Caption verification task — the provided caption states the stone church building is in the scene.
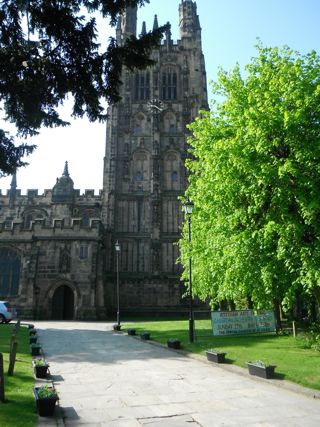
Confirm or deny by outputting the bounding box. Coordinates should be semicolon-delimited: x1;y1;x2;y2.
0;1;208;320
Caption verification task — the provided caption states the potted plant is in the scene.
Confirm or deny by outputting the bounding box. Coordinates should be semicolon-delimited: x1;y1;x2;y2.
34;385;59;417
127;328;136;336
113;324;121;331
206;349;227;363
29;329;37;336
32;358;50;379
140;331;151;340
167;338;181;349
30;343;41;356
247;361;277;379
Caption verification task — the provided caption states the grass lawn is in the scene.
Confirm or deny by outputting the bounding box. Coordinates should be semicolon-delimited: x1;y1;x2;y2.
125;319;320;391
0;323;36;427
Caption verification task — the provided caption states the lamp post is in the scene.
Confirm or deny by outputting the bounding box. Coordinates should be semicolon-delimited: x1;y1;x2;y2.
183;198;194;343
115;240;121;329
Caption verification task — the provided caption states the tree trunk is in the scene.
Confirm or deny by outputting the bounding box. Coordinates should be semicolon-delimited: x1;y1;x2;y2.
313;287;320;321
247;296;253;309
228;300;236;311
273;299;281;332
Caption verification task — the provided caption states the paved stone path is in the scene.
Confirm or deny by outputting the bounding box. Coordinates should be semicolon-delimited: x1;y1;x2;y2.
34;321;320;427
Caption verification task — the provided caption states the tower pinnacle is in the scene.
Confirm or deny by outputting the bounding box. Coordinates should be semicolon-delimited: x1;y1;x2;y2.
153;14;159;30
63;161;70;177
121;6;137;37
141;21;147;35
9;172;17;207
179;0;201;39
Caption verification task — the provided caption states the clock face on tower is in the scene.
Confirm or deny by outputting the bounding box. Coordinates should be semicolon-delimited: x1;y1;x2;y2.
147;98;165;113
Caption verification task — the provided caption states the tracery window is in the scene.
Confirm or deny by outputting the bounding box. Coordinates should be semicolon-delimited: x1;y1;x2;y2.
164;112;177;133
133;113;148;136
161;68;177;100
164;152;180;190
132;151;150;192
135;72;150;100
0;248;20;296
79;245;89;260
172;171;178;182
22;209;46;228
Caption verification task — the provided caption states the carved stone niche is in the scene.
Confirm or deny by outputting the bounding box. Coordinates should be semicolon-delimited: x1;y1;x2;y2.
153;140;160;155
153;159;160;180
59;245;71;273
122;160;129;177
152;202;160;223
151;241;161;272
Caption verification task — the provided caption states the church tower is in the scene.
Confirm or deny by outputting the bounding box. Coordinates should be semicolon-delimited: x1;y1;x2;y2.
102;1;208;313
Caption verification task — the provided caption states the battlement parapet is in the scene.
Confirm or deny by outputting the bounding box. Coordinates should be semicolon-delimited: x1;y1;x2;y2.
0;188;103;208
160;42;179;50
0;188;102;197
74;189;103;201
0;217;102;235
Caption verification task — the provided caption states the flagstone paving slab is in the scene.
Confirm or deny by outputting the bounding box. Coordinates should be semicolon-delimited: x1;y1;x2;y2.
35;321;320;427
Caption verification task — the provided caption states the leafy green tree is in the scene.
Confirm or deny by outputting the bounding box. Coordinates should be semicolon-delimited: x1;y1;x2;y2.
180;44;320;322
0;0;166;176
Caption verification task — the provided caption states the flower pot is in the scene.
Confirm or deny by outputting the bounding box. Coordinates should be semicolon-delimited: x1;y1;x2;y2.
30;345;41;356
247;362;276;379
206;351;226;363
167;339;181;349
140;331;150;340
127;328;136;336
34;387;58;417
32;360;49;379
30;336;38;344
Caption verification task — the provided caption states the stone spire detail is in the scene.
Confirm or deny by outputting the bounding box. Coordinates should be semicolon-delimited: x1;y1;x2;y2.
121;6;137;37
141;21;146;35
165;22;172;47
116;17;121;43
63;161;70;177
179;0;201;39
52;162;74;203
9;172;17;207
153;14;159;30
10;173;17;191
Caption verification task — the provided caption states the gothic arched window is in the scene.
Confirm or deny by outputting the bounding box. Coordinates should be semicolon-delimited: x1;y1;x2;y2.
164;152;180;190
135;72;150;100
0;248;21;296
161;67;178;100
135;171;143;182
171;171;178;182
132;151;150;192
22;209;46;228
80;209;99;227
133;113;148;136
164;112;177;134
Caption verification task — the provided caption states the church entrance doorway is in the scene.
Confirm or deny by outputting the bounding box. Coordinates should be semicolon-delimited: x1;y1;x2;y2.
52;285;74;320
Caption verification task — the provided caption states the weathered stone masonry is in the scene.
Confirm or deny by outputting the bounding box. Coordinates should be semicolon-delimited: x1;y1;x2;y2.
0;1;208;319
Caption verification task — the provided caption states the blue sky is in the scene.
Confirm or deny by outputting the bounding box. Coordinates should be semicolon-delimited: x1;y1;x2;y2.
1;0;319;193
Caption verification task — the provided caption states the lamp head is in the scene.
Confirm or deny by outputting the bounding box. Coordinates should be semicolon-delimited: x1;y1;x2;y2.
183;198;194;216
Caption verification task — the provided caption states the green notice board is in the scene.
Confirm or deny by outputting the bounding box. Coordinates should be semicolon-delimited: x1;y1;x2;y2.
211;310;276;336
